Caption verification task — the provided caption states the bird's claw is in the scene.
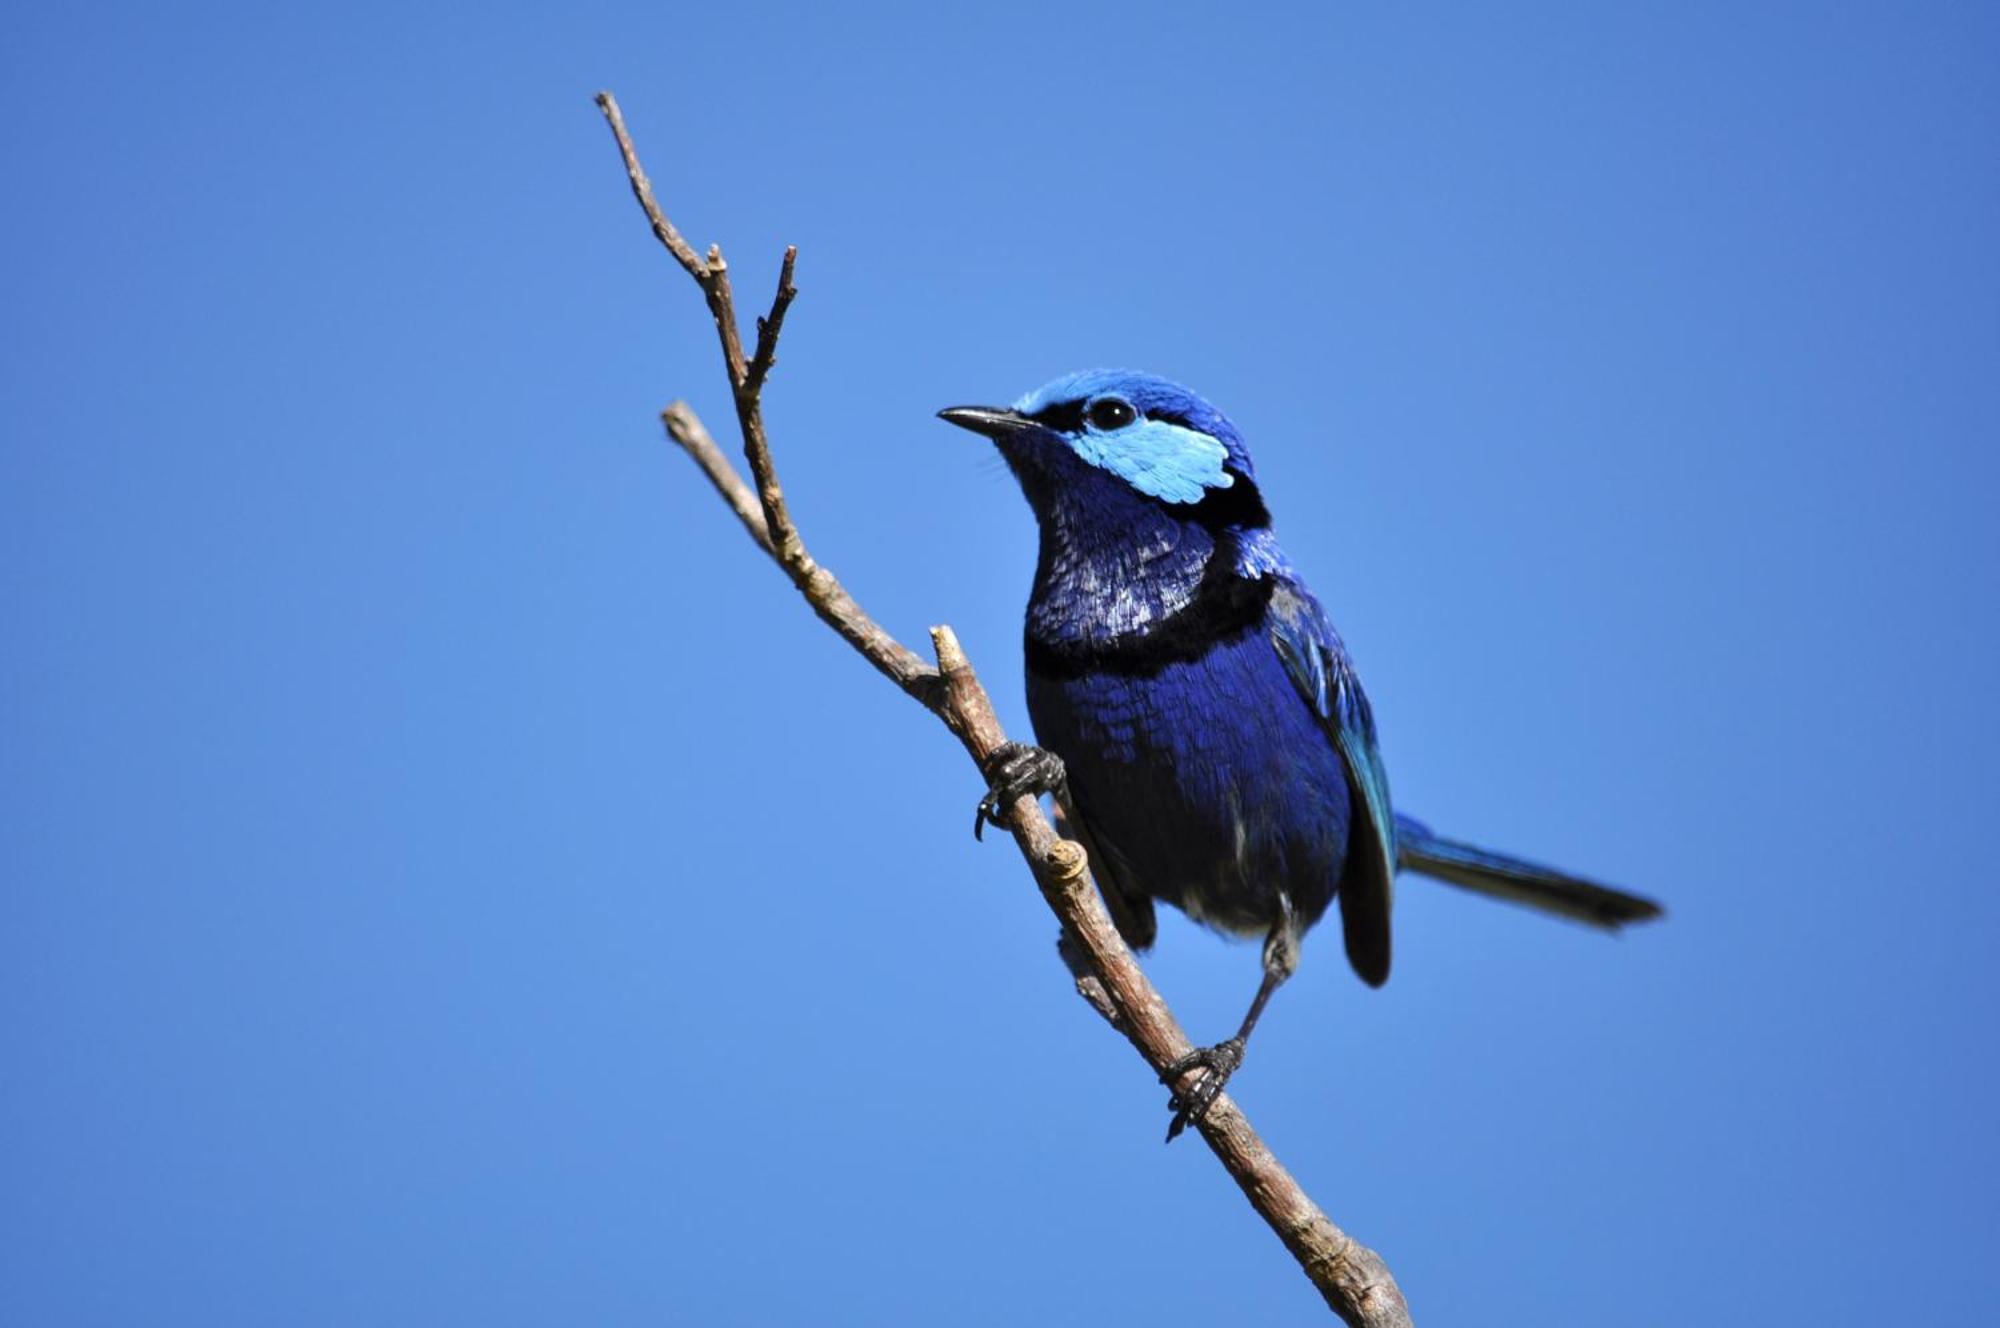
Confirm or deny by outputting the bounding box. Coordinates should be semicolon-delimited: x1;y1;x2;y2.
973;742;1067;840
1162;1037;1245;1142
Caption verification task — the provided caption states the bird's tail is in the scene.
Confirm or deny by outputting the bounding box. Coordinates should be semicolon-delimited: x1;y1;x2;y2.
1393;814;1663;929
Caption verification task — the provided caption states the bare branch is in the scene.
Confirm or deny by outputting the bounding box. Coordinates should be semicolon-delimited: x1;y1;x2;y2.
594;92;707;281
600;92;934;701
745;246;798;396
660;403;772;555
703;244;751;390
599;90;1413;1327
711;245;803;569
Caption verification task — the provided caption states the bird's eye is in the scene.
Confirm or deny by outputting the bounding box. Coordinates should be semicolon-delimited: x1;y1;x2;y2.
1087;398;1137;431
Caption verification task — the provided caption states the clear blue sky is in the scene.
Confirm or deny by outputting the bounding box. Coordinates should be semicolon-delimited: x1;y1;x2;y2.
5;3;1996;1323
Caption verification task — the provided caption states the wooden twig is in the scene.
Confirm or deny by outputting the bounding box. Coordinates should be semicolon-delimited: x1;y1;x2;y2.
595;91;708;280
596;90;1413;1327
660;402;772;555
744;246;797;396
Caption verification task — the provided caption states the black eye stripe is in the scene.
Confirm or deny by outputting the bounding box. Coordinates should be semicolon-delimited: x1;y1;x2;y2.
1026;397;1162;433
1027;398;1209;432
1026;400;1088;432
1182;465;1271;529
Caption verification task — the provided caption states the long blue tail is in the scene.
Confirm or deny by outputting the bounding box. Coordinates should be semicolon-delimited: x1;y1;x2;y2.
1394;814;1663;929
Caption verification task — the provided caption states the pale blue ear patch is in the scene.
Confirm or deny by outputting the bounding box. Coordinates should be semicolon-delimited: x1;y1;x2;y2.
1068;417;1234;505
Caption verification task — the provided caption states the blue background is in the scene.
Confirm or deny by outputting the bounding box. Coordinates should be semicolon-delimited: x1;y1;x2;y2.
5;3;1996;1323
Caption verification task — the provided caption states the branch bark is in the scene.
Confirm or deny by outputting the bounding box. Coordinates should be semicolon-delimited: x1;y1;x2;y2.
596;90;1413;1327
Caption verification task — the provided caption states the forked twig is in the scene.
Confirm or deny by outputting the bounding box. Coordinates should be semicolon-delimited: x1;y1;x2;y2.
595;90;1413;1327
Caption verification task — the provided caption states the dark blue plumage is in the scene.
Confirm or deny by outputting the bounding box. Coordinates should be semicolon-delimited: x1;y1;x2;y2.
940;370;1660;1131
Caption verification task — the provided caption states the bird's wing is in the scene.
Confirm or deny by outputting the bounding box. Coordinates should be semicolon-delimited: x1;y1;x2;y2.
1267;581;1396;984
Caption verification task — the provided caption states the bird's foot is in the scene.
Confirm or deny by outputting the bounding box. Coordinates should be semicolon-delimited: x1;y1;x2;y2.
973;742;1066;840
1162;1037;1245;1143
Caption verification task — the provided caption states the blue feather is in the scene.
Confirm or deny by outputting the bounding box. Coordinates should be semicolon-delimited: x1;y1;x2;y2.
940;369;1662;999
1393;815;1662;929
1268;581;1396;983
1066;416;1234;504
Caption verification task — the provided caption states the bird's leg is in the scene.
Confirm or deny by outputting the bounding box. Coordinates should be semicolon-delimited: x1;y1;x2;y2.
973;741;1068;840
1163;893;1300;1142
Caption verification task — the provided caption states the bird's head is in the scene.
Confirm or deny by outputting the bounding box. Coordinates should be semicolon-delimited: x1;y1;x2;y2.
938;369;1269;535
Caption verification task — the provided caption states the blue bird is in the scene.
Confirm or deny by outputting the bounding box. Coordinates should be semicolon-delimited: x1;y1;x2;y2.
939;369;1661;1138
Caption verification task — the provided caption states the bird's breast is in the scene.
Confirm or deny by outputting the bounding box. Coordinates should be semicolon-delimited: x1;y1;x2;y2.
1026;537;1276;682
1026;624;1353;937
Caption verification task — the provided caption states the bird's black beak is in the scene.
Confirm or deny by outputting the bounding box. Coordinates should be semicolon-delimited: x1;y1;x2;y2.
937;405;1038;441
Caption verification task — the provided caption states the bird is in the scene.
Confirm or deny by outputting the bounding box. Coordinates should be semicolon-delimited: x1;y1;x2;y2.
938;369;1662;1139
